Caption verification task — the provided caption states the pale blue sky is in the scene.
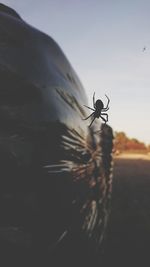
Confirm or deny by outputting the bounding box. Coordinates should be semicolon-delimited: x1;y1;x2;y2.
2;0;150;144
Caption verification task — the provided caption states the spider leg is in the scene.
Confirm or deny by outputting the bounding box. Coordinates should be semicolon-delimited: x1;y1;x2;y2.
83;105;95;111
100;116;107;124
102;107;109;112
82;112;94;120
104;94;110;110
100;113;108;124
101;113;108;121
89;116;96;127
93;92;96;108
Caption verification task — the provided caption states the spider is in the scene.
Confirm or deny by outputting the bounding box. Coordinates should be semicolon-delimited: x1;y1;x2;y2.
83;92;110;127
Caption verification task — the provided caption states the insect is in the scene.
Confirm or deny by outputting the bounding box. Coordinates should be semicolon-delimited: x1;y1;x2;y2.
83;92;110;127
143;46;146;52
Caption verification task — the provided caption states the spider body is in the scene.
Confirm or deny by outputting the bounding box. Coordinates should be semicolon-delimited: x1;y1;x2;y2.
83;93;110;127
95;100;104;117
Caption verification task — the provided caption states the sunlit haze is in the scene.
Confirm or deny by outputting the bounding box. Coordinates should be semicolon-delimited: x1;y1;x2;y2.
2;0;150;144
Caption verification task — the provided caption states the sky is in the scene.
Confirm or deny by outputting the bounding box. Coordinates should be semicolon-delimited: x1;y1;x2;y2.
1;0;150;144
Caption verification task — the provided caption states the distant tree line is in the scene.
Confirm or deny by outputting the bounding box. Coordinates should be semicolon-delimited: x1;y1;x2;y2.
114;131;149;153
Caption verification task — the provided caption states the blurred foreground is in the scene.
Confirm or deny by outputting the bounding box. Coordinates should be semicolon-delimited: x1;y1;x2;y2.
101;154;150;267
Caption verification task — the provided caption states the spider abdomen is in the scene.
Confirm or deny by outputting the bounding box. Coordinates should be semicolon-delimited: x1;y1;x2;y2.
95;99;104;109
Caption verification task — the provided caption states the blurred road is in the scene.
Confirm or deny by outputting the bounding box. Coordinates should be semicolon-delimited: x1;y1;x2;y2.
101;156;150;267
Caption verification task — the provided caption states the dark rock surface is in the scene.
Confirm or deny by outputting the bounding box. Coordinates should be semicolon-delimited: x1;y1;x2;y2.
0;4;114;266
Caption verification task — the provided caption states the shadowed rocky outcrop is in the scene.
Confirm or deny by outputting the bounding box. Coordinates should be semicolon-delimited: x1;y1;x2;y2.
0;4;114;266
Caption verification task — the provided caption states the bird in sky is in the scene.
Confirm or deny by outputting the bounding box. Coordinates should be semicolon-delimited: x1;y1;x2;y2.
143;46;146;52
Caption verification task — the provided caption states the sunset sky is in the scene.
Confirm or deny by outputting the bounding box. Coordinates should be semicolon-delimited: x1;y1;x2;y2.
2;0;150;144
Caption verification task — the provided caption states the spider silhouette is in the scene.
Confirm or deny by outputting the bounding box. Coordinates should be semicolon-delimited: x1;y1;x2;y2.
83;92;110;127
